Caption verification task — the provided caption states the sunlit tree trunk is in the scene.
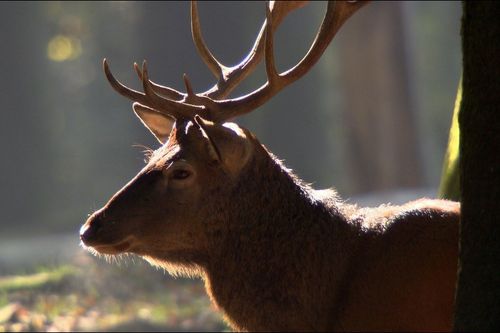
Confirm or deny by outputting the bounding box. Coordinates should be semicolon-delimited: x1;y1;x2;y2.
438;77;461;201
454;1;500;330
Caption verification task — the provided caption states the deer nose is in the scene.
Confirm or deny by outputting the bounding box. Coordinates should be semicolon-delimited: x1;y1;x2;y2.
80;212;103;245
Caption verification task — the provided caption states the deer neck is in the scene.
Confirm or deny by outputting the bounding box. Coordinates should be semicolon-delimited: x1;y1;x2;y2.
202;148;360;331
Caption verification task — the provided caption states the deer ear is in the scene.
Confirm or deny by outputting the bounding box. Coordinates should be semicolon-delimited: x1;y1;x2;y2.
194;115;253;175
132;103;174;144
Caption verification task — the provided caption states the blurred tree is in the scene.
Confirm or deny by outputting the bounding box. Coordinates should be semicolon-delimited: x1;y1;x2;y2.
0;2;50;234
40;2;145;232
454;1;500;330
412;1;462;188
336;1;422;194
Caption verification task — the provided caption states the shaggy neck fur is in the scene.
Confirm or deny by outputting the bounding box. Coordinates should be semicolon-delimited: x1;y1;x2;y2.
201;147;361;331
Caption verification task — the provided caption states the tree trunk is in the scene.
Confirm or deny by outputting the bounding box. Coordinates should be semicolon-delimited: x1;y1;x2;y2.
337;1;423;194
454;1;500;330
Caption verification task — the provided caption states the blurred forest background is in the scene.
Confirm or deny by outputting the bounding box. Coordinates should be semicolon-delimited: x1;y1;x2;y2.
0;1;461;331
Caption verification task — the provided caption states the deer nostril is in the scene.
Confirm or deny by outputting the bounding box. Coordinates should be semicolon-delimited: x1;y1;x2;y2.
80;214;103;244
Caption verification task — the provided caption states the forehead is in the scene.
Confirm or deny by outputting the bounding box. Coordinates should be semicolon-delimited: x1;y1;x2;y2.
144;119;199;168
147;144;180;169
146;119;249;168
146;120;188;168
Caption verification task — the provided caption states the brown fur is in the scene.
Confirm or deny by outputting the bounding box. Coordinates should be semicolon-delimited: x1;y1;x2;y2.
80;119;459;331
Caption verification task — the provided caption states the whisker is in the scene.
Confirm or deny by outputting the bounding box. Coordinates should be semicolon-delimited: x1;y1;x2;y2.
132;143;155;163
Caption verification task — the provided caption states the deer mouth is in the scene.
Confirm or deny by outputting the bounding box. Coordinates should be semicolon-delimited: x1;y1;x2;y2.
80;222;136;255
92;238;134;255
81;236;138;255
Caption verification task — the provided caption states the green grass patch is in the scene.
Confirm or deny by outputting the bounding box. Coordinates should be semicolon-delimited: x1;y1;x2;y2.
0;265;77;292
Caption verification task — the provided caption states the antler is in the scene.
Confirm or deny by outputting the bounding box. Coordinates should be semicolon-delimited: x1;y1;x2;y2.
131;1;308;101
104;1;369;122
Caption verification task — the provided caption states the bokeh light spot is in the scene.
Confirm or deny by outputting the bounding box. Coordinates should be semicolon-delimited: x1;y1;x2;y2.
47;35;82;62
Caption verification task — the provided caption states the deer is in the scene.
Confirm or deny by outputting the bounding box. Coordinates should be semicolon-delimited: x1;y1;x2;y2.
79;1;460;331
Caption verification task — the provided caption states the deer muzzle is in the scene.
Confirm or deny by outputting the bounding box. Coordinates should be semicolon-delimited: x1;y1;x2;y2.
80;209;135;255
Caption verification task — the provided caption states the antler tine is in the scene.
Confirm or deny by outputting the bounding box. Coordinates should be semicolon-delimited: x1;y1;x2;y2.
279;1;369;82
183;73;195;98
104;59;151;105
210;1;369;122
104;59;204;119
133;62;186;101
191;1;226;80
140;61;206;119
202;14;267;100
264;3;279;86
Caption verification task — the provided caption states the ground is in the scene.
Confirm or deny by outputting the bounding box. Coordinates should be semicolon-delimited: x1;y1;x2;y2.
0;251;228;332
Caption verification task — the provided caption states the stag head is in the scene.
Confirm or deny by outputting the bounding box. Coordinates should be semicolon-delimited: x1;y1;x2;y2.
80;116;255;273
80;1;368;271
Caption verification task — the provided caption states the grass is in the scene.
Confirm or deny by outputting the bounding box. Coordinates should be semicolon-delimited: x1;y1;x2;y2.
0;266;77;292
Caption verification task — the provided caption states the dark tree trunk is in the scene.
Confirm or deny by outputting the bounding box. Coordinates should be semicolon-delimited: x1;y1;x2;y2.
454;1;500;331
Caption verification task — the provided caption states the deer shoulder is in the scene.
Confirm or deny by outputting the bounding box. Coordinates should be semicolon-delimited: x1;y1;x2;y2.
331;198;459;331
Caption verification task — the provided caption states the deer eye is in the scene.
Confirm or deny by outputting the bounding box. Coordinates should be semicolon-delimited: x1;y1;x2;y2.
171;169;191;180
